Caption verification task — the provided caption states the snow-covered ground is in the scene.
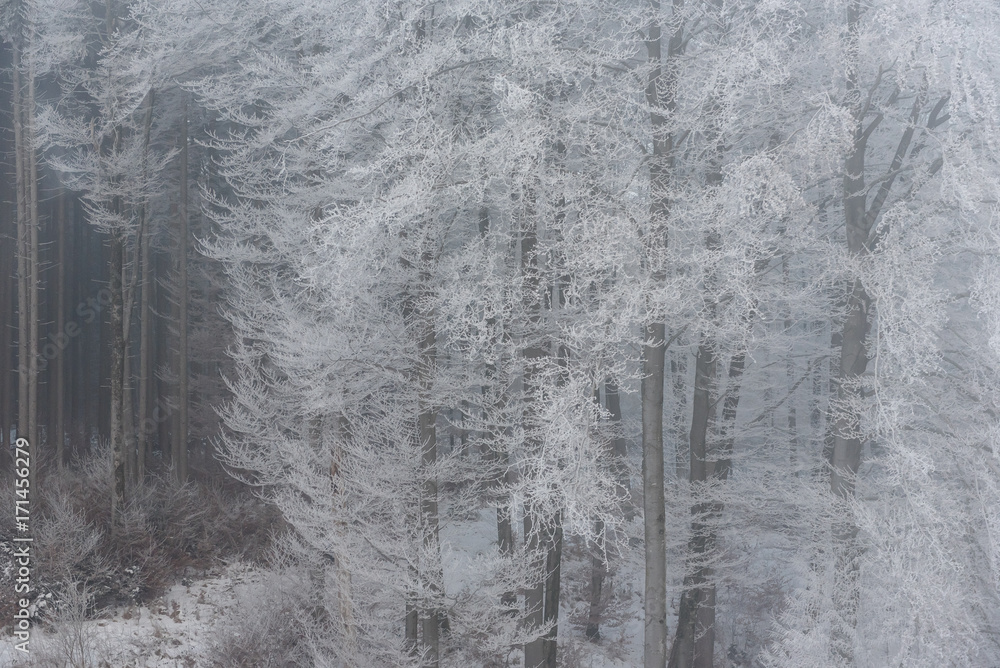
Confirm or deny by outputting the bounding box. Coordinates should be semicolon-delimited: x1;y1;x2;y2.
3;509;646;666
1;563;264;667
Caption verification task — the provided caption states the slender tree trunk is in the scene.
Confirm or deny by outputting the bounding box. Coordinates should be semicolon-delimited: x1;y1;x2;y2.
541;511;563;667
586;515;606;642
671;353;688;480
137;215;151;478
109;233;126;521
306;416;327;621
484;375;516;617
55;194;66;471
405;592;419;658
783;257;799;473
136;89;154;480
122;265;136;487
13;40;28;455
331;412;359;656
26;66;39;472
0;218;11;454
175;99;190;484
520;208;564;668
586;383;619;641
606;379;631;519
418;295;444;667
98;238;111;444
830;2;868;660
478;208;517;615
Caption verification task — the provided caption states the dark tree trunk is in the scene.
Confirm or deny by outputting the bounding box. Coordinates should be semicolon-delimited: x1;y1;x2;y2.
55;193;66;470
174;99;189;484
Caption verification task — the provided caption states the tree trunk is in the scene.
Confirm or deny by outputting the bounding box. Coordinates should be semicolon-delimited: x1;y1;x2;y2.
587;375;631;640
606;379;632;519
783;257;799;473
13;40;28;455
26;65;39;476
405;596;419;658
0;213;11;455
418;303;444;667
642;1;684;664
122;267;136;487
671;353;688;480
175;99;189;484
331;412;359;656
14;47;41;500
641;318;668;667
668;338;717;668
109;233;126;521
136;89;154;480
586;515;606;642
541;511;563;667
830;2;868;660
477;208;517;615
521;210;556;668
55;193;66;471
137;211;151;478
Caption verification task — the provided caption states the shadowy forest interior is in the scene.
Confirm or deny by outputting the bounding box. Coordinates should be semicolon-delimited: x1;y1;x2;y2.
2;1;1000;667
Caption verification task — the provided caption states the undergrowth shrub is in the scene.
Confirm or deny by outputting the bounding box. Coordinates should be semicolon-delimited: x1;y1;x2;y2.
22;581;102;668
207;563;313;668
2;443;286;629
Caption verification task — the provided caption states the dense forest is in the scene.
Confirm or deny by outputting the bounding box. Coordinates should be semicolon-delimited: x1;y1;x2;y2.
2;0;1000;666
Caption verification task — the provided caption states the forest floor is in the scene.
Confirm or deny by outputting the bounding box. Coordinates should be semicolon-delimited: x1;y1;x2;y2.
1;562;265;667
2;508;644;667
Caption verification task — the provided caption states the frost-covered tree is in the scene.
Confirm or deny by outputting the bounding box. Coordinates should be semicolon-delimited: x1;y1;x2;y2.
757;1;1000;666
192;0;646;664
36;0;176;514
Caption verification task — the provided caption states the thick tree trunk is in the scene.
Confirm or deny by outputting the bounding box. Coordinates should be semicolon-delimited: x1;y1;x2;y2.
643;2;684;664
668;339;717;668
641;319;668;667
519;199;564;668
642;15;668;668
